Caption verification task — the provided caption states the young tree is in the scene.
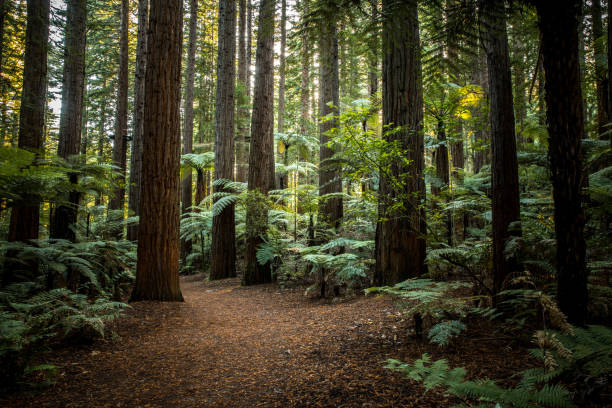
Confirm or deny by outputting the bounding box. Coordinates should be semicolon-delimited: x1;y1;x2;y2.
374;0;426;285
243;0;275;286
318;4;343;229
209;0;237;280
130;0;184;301
479;0;522;298
4;0;49;286
50;0;87;242
127;0;149;242
534;0;588;326
108;0;129;223
181;0;198;260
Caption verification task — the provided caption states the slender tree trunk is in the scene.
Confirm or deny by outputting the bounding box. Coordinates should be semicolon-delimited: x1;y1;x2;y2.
592;0;609;139
181;0;198;262
246;0;253;99
210;0;237;280
374;0;426;285
535;0;588;326
0;0;6;75
4;0;49;286
608;0;612;147
318;16;342;229
473;40;490;174
81;85;88;155
236;0;249;182
300;0;310;135
368;0;378;97
50;0;86;244
109;0;129;225
277;0;286;133
127;0;149;241
480;0;522;298
130;0;184;302
95;86;107;207
244;0;274;285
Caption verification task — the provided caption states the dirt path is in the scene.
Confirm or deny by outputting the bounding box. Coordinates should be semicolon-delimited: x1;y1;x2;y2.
2;276;529;407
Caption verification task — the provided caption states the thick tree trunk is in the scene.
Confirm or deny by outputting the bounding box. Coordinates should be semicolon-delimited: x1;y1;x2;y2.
127;0;149;242
236;0;249;183
277;0;286;133
130;0;184;302
4;0;49;286
244;0;275;285
374;0;426;285
50;0;86;243
210;0;237;280
592;0;609;139
535;0;588;326
480;0;522;298
181;0;198;262
318;17;342;229
109;0;129;225
608;0;612;147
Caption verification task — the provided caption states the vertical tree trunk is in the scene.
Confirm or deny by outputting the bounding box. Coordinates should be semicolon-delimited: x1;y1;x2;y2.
0;0;5;74
130;0;184;302
246;0;253;99
210;0;237;280
277;0;286;133
127;0;149;242
472;40;490;174
236;0;249;183
299;0;310;135
95;85;107;207
592;0;609;139
368;0;378;97
535;0;588;326
4;0;49;286
181;0;198;262
374;0;426;285
318;15;342;229
109;0;129;223
479;0;522;298
50;0;87;243
244;0;275;285
608;0;612;147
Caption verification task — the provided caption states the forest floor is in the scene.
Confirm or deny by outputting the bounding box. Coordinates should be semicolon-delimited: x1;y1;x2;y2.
2;275;534;407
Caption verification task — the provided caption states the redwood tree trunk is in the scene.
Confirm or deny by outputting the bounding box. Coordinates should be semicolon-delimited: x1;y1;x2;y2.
210;0;237;280
130;0;184;302
109;0;129;223
4;0;49;286
535;0;588;326
318;15;342;229
127;0;149;242
50;0;86;243
480;0;522;298
277;0;286;134
300;0;310;135
236;0;249;183
244;0;275;285
591;0;608;139
374;0;426;285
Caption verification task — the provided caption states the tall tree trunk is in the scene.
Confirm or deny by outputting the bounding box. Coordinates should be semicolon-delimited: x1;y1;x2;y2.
127;0;149;242
535;0;588;326
95;84;107;207
244;0;274;285
592;0;609;139
299;0;310;135
608;0;612;147
181;0;198;262
4;0;49;286
479;0;522;298
210;0;237;280
109;0;129;225
236;0;249;182
130;0;184;302
50;0;86;243
374;0;426;285
277;0;286;133
246;0;252;99
0;0;5;75
318;15;342;229
473;40;490;174
368;0;378;97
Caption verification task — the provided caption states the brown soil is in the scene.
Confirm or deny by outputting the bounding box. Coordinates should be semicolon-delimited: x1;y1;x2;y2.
1;275;531;407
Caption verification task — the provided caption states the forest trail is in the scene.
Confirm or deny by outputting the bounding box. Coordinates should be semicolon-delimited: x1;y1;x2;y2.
3;276;527;407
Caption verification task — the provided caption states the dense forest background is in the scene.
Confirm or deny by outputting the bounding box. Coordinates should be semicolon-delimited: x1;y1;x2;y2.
0;0;611;406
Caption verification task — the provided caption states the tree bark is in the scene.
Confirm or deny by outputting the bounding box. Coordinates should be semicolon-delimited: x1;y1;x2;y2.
472;41;489;174
277;0;286;133
210;0;237;280
244;0;275;285
130;0;184;302
374;0;426;285
4;0;49;286
592;0;609;139
127;0;149;242
368;0;378;97
50;0;87;243
535;0;588;326
318;14;342;229
300;0;310;135
181;0;198;262
479;0;522;298
109;0;129;224
246;0;253;99
236;0;249;183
